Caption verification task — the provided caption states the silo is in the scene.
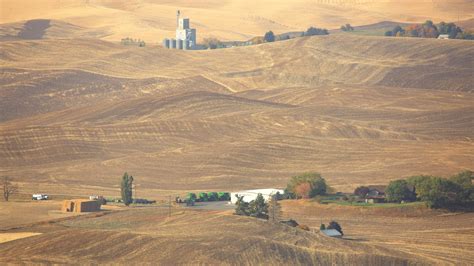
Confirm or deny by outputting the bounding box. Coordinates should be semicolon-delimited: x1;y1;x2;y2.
170;39;177;49
177;39;183;50
163;38;170;48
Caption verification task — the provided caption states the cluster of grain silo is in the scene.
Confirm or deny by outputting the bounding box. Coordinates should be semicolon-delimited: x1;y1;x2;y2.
163;38;192;50
163;10;197;50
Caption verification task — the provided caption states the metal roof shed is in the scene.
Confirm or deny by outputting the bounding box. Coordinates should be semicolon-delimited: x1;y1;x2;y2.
321;229;343;238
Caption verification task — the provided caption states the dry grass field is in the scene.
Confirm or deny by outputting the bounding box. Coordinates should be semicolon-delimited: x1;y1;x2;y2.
1;35;473;195
1;0;473;41
281;200;474;265
0;0;473;264
0;207;424;264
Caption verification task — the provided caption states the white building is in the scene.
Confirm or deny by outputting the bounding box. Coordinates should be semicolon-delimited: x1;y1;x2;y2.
321;229;343;238
163;10;197;50
438;34;450;40
230;188;284;204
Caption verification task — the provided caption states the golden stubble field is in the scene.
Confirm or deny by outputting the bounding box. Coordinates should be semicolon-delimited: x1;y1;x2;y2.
0;205;430;264
1;0;473;41
0;201;472;264
1;35;473;196
0;2;473;264
281;200;474;265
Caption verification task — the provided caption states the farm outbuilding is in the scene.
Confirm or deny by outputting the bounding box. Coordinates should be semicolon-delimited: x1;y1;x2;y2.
61;199;101;213
230;188;284;204
321;229;343;238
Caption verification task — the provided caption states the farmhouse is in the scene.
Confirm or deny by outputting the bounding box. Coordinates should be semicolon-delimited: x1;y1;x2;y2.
61;199;101;213
365;186;386;203
321;229;343;238
230;188;284;204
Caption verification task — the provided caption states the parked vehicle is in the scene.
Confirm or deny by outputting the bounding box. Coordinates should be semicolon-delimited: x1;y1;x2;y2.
32;194;49;200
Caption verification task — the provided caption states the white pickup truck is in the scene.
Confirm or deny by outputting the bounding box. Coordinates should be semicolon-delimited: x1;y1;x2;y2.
32;194;49;200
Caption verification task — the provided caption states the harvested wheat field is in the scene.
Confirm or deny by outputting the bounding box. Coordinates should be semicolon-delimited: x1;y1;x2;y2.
0;207;425;264
281;200;474;265
1;0;473;41
1;0;474;264
1;35;473;195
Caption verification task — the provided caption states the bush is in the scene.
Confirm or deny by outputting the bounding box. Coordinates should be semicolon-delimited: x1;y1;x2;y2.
305;27;329;36
286;172;327;199
203;38;225;49
327;221;343;235
264;31;275;42
340;24;354;32
320;223;326;230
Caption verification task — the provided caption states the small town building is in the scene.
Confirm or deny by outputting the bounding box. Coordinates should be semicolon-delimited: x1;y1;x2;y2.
365;185;386;203
230;188;284;204
61;199;101;213
438;34;450;39
321;229;343;238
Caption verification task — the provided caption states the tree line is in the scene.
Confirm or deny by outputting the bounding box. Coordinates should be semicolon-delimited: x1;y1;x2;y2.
385;171;473;210
385;21;473;40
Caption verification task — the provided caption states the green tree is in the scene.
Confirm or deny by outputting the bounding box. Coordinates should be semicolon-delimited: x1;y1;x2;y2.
450;170;473;204
341;24;354;32
249;193;269;219
264;31;275;42
407;175;435;200
386;179;414;203
121;172;134;206
320;223;326;230
305;27;329;36
422;177;462;209
203;38;224;49
286;172;327;199
327;221;343;235
391;25;405;37
234;195;250;216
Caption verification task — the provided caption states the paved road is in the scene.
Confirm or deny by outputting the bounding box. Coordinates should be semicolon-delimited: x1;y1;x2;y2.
184;201;235;211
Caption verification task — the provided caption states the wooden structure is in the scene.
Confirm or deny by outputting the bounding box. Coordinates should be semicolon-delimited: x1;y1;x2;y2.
61;199;101;213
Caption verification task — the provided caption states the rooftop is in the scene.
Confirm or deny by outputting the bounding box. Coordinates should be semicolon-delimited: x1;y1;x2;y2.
321;229;342;237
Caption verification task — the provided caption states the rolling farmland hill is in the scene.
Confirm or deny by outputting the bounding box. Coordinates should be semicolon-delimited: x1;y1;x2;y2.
0;207;422;264
0;35;473;195
0;1;473;264
1;0;473;42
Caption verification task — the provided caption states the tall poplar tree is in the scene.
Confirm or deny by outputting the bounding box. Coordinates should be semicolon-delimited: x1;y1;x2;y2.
121;172;134;206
